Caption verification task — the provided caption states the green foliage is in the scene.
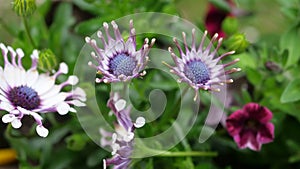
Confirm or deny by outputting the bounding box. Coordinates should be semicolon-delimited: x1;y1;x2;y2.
280;79;300;103
1;0;300;169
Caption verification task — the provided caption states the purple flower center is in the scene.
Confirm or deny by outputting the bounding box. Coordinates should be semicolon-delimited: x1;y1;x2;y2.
184;60;210;84
8;85;41;110
109;53;137;76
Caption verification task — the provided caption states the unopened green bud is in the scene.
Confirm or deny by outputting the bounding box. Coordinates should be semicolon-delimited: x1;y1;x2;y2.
222;17;239;36
13;0;37;16
38;49;58;72
224;33;249;53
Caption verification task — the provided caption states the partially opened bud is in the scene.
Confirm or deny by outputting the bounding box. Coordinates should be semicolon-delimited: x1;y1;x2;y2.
38;49;58;72
225;33;249;53
13;0;37;16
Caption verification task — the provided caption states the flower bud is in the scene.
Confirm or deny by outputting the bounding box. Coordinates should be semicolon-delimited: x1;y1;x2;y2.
38;49;58;72
13;0;37;16
222;17;239;36
224;33;249;53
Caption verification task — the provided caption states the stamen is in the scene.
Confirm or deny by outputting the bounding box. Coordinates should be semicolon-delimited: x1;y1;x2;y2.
198;30;208;52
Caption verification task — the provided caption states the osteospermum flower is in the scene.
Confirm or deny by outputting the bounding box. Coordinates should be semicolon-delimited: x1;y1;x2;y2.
86;20;155;83
100;92;145;169
226;103;275;151
0;44;86;137
165;29;240;100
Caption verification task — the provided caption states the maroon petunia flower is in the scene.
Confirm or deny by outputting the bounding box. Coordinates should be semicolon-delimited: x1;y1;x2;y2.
205;0;245;38
226;103;274;151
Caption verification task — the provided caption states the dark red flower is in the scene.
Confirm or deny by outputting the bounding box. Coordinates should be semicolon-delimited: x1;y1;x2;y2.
226;103;274;151
204;0;238;38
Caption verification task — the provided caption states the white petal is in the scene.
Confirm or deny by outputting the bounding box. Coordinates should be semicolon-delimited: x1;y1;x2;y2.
16;106;32;115
56;102;70;115
69;107;77;113
103;159;107;169
67;75;79;85
11;119;22;129
68;100;86;107
3;65;17;87
111;143;120;155
72;87;86;101
28;111;43;122
17;68;27;86
115;99;126;112
2;114;15;123
36;125;49;137
26;69;39;87
32;74;55;95
114;41;125;53
134;116;146;128
41;93;67;108
0;91;9;101
0;101;14;112
123;131;134;142
40;85;61;100
59;62;68;74
125;38;136;54
0;73;9;91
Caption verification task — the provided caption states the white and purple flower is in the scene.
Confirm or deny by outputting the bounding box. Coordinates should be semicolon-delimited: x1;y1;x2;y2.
0;44;86;137
100;92;145;169
86;20;155;83
165;29;240;100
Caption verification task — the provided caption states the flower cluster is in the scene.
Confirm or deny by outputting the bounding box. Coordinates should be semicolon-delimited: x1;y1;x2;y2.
86;20;155;83
165;29;240;100
226;103;274;151
0;44;86;137
100;92;145;169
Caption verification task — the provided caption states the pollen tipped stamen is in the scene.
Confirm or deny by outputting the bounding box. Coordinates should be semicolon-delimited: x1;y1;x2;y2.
182;32;189;52
150;38;156;48
111;21;122;41
103;22;112;42
223;58;240;68
191;28;196;50
205;33;219;53
173;37;184;55
97;31;108;47
211;38;223;56
198;30;208;52
162;61;173;69
217;51;236;61
225;68;241;74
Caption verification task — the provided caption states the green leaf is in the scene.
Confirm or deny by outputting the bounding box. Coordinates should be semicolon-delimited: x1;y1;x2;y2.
209;0;231;12
245;68;262;85
280;78;300;103
74;18;102;35
280;24;300;68
65;133;89;151
231;52;257;69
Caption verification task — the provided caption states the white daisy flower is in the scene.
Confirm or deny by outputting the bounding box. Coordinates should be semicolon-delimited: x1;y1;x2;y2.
0;43;86;137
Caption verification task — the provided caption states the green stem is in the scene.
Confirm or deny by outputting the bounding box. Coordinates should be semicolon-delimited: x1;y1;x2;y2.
0;18;17;37
4;124;13;140
135;141;217;158
160;86;189;124
22;16;36;48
